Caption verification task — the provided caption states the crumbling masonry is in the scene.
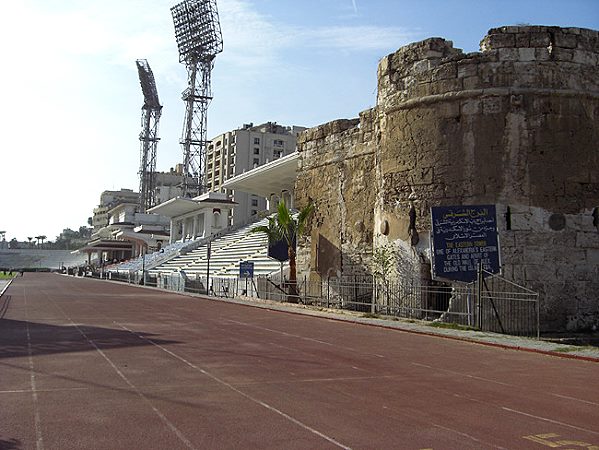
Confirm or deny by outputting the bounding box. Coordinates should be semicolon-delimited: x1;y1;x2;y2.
294;26;599;332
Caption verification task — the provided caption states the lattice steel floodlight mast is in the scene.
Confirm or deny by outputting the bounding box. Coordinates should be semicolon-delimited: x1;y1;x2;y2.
171;0;223;197
136;59;163;212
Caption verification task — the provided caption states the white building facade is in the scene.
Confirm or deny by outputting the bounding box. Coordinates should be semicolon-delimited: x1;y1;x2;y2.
205;122;306;225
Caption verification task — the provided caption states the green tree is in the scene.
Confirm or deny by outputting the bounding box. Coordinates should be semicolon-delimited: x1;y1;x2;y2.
371;243;398;307
250;200;314;302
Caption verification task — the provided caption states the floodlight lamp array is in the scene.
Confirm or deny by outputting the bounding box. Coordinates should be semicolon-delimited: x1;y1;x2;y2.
171;0;223;63
136;59;161;109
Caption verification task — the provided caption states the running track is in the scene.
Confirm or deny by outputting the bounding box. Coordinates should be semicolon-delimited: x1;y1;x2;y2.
0;273;597;449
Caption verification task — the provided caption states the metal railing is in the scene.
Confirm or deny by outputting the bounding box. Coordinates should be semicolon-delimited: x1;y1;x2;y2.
103;268;539;338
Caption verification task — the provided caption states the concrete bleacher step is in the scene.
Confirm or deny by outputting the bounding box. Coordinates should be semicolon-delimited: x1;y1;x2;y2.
148;215;289;279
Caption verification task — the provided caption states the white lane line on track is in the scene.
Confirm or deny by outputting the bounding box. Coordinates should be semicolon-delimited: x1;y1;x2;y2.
0;387;90;394
501;406;599;435
233;374;401;387
118;323;353;450
42;291;197;450
411;362;512;387
24;288;44;450
550;393;599;407
226;318;365;354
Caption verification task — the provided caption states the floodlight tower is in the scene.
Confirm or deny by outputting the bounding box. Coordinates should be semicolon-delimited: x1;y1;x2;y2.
136;59;163;212
171;0;223;197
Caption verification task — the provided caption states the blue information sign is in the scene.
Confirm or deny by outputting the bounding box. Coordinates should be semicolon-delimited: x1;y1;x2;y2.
239;261;254;279
431;205;501;283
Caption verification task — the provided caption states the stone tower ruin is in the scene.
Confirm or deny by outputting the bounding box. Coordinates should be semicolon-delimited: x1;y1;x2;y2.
295;26;599;332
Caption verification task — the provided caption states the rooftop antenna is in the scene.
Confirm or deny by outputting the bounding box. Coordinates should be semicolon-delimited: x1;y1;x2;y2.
136;59;162;212
171;0;223;197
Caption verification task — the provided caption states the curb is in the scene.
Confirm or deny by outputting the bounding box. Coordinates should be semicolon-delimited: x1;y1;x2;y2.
0;278;13;298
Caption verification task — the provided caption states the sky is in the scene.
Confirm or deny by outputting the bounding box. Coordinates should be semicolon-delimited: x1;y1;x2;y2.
0;0;597;242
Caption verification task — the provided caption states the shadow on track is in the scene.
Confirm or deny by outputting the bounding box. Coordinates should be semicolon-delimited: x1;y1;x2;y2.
0;438;21;450
0;319;180;359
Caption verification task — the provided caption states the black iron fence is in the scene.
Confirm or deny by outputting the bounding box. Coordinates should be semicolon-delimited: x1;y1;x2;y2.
103;268;539;338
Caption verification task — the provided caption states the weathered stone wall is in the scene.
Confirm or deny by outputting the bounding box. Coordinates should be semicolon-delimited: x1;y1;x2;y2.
296;26;599;332
295;114;377;282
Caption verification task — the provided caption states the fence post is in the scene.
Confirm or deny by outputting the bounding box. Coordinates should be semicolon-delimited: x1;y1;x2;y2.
537;294;541;339
476;261;483;329
371;275;376;314
327;276;330;308
303;275;307;304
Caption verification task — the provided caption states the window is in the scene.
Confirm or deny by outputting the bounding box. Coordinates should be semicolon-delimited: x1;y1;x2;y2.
216;140;222;147
253;137;260;145
274;139;284;147
253;158;259;167
251;199;258;207
253;147;260;155
252;210;258;215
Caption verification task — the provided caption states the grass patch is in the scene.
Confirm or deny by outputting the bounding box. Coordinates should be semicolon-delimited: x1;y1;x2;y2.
361;313;380;319
551;345;596;353
0;273;16;280
428;322;479;332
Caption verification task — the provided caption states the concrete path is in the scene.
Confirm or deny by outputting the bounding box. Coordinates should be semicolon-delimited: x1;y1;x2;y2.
1;273;598;450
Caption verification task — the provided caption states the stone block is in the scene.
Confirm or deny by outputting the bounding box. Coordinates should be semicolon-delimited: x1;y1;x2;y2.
551;47;574;61
461;99;482;115
432;62;457;80
430;78;462;95
569;213;596;232
511;213;534;231
378;56;390;76
529;32;551;48
498;47;519;61
534;48;551;61
463;76;482;90
482;96;503;114
525;248;546;265
483;33;516;50
524;264;555;281
553;32;578;49
518;48;537;62
576;230;599;249
515;33;531;48
413;59;431;74
457;61;478;78
572;49;596;65
437;101;460;118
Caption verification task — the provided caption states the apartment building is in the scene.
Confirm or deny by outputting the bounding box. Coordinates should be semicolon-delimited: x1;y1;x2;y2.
205;122;306;224
92;188;140;231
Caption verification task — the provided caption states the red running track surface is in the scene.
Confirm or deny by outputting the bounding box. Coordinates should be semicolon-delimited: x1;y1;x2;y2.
0;273;597;449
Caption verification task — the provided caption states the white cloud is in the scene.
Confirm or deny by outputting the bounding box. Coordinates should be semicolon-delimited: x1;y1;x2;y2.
215;0;415;76
0;0;416;241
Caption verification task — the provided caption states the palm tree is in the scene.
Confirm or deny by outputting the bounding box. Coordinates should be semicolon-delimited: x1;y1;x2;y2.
27;237;33;247
250;200;314;302
39;235;46;249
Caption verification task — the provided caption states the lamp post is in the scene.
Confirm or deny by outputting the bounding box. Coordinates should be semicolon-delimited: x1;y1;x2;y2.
141;248;146;285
